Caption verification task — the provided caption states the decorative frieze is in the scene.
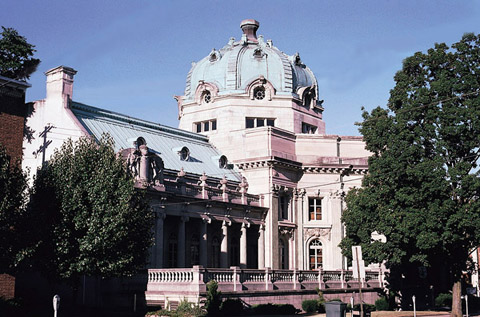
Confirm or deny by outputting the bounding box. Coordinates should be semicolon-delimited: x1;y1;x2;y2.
304;228;331;241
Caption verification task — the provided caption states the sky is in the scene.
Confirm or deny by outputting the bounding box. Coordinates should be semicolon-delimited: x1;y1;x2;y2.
2;0;480;136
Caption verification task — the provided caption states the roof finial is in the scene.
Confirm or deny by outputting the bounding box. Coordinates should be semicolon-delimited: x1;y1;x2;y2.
240;19;259;42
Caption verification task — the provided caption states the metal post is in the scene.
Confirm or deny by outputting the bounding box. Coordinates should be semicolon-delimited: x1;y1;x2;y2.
412;295;416;317
134;293;137;313
465;295;469;317
356;247;364;317
53;295;60;317
350;296;354;317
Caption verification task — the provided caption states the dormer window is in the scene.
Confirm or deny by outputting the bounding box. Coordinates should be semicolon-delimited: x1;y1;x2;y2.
179;147;190;161
219;155;228;169
253;86;265;100
136;137;146;148
203;91;211;103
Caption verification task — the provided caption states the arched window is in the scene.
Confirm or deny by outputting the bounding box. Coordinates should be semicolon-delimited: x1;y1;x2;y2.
168;233;178;268
190;234;200;266
309;239;323;270
211;236;220;268
279;239;288;269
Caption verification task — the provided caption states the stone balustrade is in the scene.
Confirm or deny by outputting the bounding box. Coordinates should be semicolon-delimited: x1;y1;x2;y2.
161;179;262;206
146;266;384;298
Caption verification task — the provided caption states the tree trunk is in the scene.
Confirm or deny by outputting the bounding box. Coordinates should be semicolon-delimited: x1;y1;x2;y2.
451;279;462;317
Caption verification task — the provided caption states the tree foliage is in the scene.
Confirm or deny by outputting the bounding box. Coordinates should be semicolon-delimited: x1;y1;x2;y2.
341;33;480;315
0;26;40;80
31;135;154;284
0;145;31;273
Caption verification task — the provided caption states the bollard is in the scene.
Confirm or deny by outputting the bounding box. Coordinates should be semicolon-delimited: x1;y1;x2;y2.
462;295;469;317
53;295;60;317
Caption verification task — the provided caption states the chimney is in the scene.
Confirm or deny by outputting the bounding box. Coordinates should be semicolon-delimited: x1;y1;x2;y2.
240;19;260;42
45;66;77;104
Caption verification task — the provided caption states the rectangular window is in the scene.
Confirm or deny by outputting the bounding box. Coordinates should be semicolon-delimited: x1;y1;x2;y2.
193;119;217;133
308;197;322;221
246;117;275;129
302;122;317;134
279;195;290;220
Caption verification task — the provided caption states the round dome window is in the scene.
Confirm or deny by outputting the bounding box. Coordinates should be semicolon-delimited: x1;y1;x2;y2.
253;86;265;100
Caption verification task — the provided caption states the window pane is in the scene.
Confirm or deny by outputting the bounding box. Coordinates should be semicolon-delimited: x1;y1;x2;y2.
267;119;275;127
204;121;209;131
246;118;254;128
211;120;217;130
257;118;265;127
196;123;202;133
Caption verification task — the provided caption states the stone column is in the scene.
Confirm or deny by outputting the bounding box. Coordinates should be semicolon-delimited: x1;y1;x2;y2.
155;210;166;268
178;216;188;268
200;219;208;267
240;223;248;268
258;224;265;269
220;220;229;268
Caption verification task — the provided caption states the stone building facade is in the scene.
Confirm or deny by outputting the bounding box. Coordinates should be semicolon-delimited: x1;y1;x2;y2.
22;20;382;307
176;19;370;271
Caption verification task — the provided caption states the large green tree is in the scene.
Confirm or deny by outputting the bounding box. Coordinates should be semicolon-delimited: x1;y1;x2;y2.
31;135;154;285
0;145;32;274
0;26;40;80
341;33;480;317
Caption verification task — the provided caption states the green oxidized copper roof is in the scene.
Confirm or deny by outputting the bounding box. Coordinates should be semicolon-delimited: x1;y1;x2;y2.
70;101;241;181
184;19;318;101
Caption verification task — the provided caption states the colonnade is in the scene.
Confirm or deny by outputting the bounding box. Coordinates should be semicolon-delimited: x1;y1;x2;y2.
153;208;265;269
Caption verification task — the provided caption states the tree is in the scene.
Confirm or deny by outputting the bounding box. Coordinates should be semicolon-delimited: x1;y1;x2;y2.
30;135;154;285
0;145;31;274
0;26;40;80
341;33;480;317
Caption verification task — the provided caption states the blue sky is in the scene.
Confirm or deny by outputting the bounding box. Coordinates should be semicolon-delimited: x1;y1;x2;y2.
2;0;479;136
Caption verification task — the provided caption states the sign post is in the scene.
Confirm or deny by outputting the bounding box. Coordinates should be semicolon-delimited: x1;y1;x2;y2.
352;246;365;317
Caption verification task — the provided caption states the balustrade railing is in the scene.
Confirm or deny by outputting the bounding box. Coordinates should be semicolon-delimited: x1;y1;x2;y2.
147;267;383;292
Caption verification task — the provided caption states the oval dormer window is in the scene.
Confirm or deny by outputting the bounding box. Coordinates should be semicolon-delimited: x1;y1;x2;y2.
219;155;228;169
136;137;146;147
254;86;265;100
179;146;190;161
203;90;211;103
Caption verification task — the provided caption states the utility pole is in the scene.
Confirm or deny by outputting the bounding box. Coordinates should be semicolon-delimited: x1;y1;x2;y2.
33;125;54;166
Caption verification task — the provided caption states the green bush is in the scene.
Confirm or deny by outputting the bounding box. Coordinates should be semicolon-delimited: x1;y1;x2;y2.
205;280;222;316
349;303;376;312
252;303;298;315
435;293;452;308
220;299;244;316
375;297;389;311
317;290;326;313
302;299;318;313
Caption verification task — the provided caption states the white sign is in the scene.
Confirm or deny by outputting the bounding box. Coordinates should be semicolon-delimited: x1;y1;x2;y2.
352;246;366;279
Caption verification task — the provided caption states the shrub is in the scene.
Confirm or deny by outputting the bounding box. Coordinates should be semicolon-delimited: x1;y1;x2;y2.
252;303;297;315
349;303;376;312
220;298;244;316
302;299;319;313
317;290;326;313
375;297;389;311
435;293;452;308
205;280;222;316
